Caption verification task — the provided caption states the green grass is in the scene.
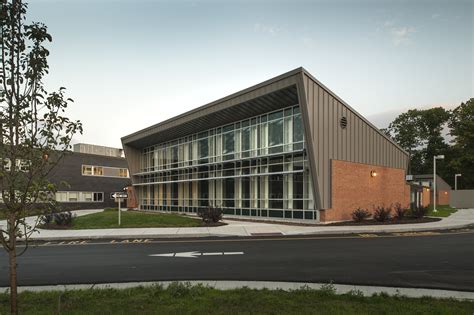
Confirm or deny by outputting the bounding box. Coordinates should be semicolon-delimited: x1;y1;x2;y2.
427;204;458;217
63;208;202;229
0;283;473;314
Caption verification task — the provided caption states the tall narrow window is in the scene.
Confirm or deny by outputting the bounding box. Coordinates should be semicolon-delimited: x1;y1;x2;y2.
223;131;234;160
268;118;283;154
293;112;304;150
198;137;209;161
241;126;250;158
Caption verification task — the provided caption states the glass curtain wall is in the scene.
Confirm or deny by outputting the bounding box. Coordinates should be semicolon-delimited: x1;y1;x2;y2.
135;105;316;220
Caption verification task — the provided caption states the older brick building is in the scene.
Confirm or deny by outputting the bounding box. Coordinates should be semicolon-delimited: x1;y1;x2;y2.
122;68;410;222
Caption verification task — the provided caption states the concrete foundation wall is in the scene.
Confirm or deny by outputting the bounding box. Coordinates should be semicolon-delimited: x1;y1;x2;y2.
320;159;410;222
450;190;474;208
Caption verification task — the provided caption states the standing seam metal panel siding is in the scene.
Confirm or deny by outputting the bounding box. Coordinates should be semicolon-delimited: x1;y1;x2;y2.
301;74;408;209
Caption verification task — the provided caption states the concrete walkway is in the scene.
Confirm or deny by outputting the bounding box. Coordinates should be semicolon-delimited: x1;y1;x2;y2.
1;208;472;241
2;280;472;301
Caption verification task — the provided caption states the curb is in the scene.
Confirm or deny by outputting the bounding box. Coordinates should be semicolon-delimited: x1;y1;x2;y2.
0;280;473;301
22;221;473;242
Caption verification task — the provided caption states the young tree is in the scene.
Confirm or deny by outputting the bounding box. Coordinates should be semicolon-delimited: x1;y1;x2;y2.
0;1;82;314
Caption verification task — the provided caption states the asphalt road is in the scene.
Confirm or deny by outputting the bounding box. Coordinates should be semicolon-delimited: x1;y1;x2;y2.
1;233;473;291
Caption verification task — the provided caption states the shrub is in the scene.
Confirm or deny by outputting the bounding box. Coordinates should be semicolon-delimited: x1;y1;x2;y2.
411;206;429;219
351;208;371;222
41;211;75;226
40;213;54;225
167;282;192;298
55;211;75;225
197;205;223;224
394;203;408;220
347;289;364;298
319;282;336;296
373;206;392;222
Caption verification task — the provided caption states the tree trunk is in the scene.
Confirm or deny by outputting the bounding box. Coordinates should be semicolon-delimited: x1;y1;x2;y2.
9;236;18;315
8;221;18;315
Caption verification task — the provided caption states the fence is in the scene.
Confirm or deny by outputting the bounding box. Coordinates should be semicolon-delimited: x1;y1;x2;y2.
450;190;474;208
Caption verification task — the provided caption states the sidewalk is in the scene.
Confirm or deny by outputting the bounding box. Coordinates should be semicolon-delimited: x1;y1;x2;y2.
1;209;473;241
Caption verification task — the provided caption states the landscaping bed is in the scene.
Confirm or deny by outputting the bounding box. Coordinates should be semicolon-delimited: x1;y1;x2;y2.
1;283;473;314
327;216;441;226
40;208;225;230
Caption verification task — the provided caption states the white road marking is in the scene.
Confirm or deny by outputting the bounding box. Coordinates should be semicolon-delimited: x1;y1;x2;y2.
149;251;245;258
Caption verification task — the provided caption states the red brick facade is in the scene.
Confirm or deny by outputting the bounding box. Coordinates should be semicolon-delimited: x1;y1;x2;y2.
437;190;450;205
421;188;430;207
126;186;138;209
319;159;410;222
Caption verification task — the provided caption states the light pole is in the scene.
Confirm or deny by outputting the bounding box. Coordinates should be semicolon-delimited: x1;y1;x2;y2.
433;155;445;213
455;174;462;190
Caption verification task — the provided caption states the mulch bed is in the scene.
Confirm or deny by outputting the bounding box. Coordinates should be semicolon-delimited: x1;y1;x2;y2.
223;216;441;227
327;217;441;226
38;224;73;230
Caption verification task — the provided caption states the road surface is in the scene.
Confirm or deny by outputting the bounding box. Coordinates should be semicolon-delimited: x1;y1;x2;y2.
0;232;473;291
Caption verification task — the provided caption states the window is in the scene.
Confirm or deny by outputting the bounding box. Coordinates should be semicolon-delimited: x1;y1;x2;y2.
223;131;234;154
68;192;78;202
268;118;283;153
93;192;104;202
83;165;128;178
83;192;93;202
54;191;104;203
93;166;103;176
119;168;129;177
198;138;209;159
136;104;315;219
17;159;30;172
55;192;68;202
241;126;250;157
82;165;93;175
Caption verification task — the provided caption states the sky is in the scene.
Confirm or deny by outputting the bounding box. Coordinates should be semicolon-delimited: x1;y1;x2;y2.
28;0;473;148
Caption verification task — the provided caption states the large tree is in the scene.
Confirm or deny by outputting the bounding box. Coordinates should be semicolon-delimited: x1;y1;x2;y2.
385;109;424;173
448;98;474;189
0;1;82;314
385;102;473;189
385;107;450;175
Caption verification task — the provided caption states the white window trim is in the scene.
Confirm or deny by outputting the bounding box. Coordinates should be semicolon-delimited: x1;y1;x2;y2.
55;191;105;203
81;164;129;178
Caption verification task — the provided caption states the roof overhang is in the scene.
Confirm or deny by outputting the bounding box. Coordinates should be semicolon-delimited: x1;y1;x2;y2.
122;68;302;149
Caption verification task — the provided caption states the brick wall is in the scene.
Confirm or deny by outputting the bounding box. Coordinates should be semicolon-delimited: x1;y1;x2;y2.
437;190;450;205
421;188;430;207
126;186;138;209
320;159;410;222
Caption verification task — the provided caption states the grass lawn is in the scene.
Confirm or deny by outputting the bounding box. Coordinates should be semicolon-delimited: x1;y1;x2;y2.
427;205;458;217
50;208;204;229
1;283;473;314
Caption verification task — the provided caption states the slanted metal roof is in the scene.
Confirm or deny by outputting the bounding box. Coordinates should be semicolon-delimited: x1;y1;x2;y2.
121;68;302;148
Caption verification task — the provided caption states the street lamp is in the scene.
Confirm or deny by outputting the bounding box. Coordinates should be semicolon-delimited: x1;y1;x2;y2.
455;174;462;190
433;155;444;213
